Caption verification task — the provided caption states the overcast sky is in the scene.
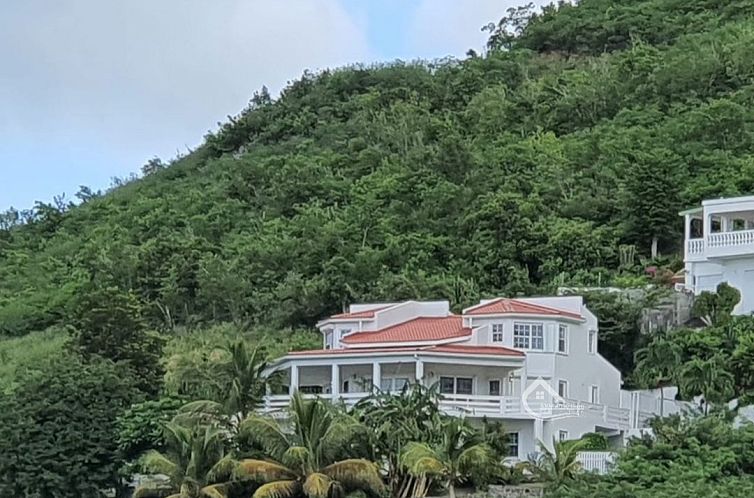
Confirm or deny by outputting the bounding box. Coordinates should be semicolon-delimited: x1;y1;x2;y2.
0;0;529;211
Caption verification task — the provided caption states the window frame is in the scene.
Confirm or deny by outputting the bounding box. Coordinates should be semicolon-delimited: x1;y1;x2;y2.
491;323;504;343
489;379;501;396
558;379;569;399
558;430;569;442
590;385;600;404
507;432;520;458
324;330;333;349
588;329;597;354
439;375;474;395
557;324;568;354
513;322;545;351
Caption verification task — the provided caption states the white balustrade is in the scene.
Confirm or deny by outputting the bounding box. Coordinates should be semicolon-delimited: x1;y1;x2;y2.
577;451;616;474
707;229;754;248
687;238;704;255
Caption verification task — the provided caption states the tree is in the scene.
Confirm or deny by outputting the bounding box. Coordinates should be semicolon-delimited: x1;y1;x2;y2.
400;418;493;498
137;421;236;498
0;355;136;498
117;396;187;465
527;439;586;487
69;285;165;394
633;336;682;416
678;356;734;414
692;283;741;327
235;393;384;498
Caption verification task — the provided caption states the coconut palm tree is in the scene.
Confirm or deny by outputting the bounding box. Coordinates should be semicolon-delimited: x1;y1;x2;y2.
235;393;384;498
174;340;271;427
136;421;236;498
527;438;586;486
679;356;734;414
399;418;493;498
634;336;682;416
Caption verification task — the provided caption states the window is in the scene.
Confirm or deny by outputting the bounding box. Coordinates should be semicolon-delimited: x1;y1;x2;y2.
590;385;599;404
558;380;568;398
507;432;519;458
299;385;323;394
440;376;473;395
489;379;501;396
492;323;504;342
513;322;544;350
558;324;568;353
381;377;410;392
324;330;333;349
342;380;349;393
588;330;597;354
340;328;352;337
558;430;569;442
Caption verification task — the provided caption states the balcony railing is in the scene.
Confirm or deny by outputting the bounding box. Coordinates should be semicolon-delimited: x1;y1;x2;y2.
577;451;616;474
687;238;705;256
708;229;754;248
686;229;754;260
262;393;632;429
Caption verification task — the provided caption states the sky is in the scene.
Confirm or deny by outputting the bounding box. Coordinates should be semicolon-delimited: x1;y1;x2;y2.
0;0;528;211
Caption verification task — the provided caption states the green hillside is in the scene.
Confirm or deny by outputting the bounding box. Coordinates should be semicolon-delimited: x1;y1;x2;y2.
2;0;754;339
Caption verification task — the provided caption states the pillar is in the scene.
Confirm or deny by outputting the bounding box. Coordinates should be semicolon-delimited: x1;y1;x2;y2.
519;363;528;398
415;359;424;384
372;362;381;392
534;419;544;449
331;364;340;398
684;214;691;260
290;364;299;394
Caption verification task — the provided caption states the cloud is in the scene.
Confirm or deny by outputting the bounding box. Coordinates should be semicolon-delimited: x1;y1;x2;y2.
406;0;544;59
0;0;371;208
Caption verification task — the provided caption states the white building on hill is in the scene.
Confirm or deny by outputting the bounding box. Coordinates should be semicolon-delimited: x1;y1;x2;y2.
680;195;754;314
262;297;682;459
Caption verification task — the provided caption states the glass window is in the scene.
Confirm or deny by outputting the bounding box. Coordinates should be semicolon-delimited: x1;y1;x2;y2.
489;379;501;396
299;385;323;394
342;380;349;393
513;322;544;350
456;377;473;395
394;378;409;391
558;380;568;398
440;376;455;394
590;385;599;404
558;324;568;353
507;432;519;458
492;323;504;342
324;330;333;349
588;330;597;353
559;430;569;442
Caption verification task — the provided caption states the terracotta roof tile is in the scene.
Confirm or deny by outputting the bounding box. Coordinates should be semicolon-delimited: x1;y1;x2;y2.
330;305;392;319
341;316;470;344
464;298;582;319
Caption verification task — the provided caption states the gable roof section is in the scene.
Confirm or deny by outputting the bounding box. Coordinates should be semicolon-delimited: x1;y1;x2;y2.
464;298;582;319
329;305;393;320
287;343;524;357
341;316;470;345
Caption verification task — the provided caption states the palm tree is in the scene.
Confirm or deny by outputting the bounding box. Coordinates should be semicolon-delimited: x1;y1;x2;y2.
175;340;271;427
527;438;585;486
634;337;682;416
400;418;493;498
235;393;384;498
679;356;734;414
136;421;236;498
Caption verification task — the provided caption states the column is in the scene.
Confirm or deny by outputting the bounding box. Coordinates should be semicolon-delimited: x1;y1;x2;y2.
721;215;729;233
534;419;544;449
415;359;424;384
372;362;381;392
684;214;691;260
290;364;299;394
331;364;340;398
519;363;528;399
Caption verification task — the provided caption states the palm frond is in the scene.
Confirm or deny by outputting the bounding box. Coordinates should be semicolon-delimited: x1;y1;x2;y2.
239;415;290;460
235;459;296;482
207;454;238;482
303;472;333;498
253;480;302;498
322;459;385;495
132;484;175;498
140;450;180;478
400;442;443;474
201;483;229;498
457;444;492;473
282;445;312;472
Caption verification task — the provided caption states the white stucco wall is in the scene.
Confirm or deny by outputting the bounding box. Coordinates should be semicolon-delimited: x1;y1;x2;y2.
687;258;754;314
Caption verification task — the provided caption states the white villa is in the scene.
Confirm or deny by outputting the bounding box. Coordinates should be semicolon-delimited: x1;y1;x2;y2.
681;195;754;314
262;297;680;459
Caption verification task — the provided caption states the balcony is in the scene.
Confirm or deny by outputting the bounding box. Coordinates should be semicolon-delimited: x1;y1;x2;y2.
686;229;754;261
261;393;632;430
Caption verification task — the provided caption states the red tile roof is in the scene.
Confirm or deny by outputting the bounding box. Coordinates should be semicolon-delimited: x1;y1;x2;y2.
330;305;392;319
464;298;582;319
342;316;470;345
287;344;524;357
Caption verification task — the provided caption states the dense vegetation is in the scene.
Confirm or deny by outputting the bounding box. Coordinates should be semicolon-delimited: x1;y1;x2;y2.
2;0;754;496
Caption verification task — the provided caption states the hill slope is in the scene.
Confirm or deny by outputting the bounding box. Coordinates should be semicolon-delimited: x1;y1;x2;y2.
2;0;754;337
